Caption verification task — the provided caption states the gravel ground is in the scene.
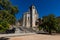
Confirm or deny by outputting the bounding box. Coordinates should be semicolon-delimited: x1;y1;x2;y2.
9;34;60;40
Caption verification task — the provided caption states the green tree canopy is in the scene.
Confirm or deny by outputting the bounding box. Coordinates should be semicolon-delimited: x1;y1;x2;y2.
40;14;58;34
0;0;18;33
0;0;18;24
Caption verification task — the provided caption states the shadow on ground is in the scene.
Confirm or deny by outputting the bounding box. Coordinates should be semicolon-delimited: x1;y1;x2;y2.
36;32;59;35
0;37;9;40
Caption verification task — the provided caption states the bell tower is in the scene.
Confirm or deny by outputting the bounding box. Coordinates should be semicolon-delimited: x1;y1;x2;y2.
30;5;38;30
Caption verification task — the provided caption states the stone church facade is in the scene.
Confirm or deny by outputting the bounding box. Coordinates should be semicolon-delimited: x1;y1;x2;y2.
22;5;38;30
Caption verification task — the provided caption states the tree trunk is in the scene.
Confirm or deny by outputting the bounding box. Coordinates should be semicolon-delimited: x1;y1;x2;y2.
49;30;52;34
49;27;52;35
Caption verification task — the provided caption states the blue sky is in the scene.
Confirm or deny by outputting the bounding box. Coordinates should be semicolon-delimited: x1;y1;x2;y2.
10;0;60;20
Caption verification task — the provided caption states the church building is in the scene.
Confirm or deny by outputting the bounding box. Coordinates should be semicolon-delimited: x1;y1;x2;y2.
23;5;38;30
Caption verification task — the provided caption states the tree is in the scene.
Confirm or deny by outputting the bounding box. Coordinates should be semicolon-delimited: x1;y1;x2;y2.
42;14;57;34
0;10;16;25
0;0;18;32
56;17;60;33
0;0;18;24
0;0;18;15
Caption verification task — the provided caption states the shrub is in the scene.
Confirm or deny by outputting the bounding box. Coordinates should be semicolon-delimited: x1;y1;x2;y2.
0;21;10;33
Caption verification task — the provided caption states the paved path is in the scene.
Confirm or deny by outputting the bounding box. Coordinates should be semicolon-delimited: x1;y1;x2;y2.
0;33;35;37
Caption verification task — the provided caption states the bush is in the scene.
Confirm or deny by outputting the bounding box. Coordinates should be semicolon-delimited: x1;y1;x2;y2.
0;21;10;33
38;26;42;30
